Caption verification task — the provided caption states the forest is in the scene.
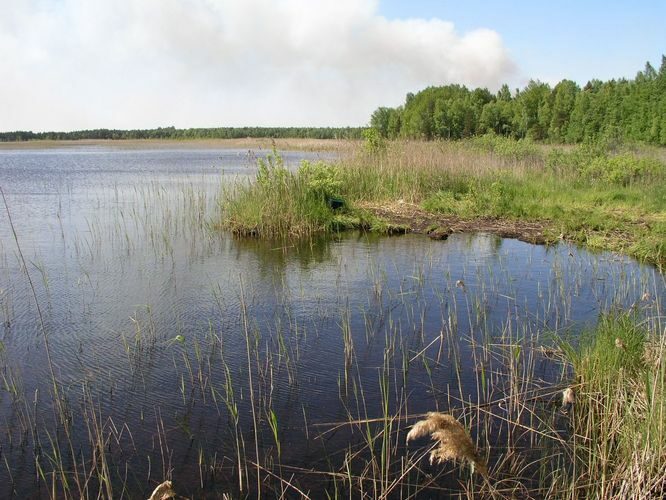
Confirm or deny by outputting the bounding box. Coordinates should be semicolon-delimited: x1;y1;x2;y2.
371;56;666;145
0;126;363;142
2;57;664;146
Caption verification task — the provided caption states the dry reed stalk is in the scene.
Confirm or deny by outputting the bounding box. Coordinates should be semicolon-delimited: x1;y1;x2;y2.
406;412;488;477
373;140;543;176
643;338;664;370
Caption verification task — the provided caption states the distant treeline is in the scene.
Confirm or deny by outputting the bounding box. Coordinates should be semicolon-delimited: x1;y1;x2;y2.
0;126;364;142
371;56;666;145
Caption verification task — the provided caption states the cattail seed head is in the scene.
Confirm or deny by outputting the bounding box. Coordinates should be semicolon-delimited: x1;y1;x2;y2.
148;480;177;500
562;387;575;406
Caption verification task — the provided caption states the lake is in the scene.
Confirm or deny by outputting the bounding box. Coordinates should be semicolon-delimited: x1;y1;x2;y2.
0;144;663;498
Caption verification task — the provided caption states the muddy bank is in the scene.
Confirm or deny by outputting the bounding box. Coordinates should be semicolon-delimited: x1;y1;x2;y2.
360;201;553;245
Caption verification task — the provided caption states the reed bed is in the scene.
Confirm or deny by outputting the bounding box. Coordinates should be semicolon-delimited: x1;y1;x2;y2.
217;137;666;498
1;233;663;498
1;142;664;498
220;136;666;267
556;313;666;498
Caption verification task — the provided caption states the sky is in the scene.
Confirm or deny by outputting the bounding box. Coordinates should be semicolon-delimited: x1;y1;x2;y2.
1;0;664;132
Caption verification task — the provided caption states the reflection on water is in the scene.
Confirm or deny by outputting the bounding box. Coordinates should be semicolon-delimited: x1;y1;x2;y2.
0;146;663;497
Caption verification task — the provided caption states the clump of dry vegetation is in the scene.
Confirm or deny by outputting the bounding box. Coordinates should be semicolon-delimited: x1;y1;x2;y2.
147;480;176;500
406;412;488;477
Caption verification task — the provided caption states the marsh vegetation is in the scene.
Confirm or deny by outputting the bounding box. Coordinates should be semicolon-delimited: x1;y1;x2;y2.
222;135;666;268
0;142;664;498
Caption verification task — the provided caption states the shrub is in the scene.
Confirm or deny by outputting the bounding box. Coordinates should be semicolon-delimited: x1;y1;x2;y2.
546;142;664;186
581;154;662;186
298;160;342;200
545;143;605;176
362;128;386;154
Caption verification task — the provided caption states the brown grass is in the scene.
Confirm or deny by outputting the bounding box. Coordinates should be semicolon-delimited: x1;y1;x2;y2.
148;480;176;500
406;412;488;477
0;137;358;152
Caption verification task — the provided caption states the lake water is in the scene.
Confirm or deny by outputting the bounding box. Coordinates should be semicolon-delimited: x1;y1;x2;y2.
0;145;663;498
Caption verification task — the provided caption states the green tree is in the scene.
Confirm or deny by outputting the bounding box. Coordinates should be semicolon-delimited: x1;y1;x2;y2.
514;80;551;139
548;80;579;142
370;107;393;137
497;84;512;102
387;107;403;139
479;100;513;135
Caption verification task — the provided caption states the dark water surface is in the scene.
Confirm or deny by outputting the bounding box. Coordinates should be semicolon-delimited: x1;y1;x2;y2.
0;145;663;498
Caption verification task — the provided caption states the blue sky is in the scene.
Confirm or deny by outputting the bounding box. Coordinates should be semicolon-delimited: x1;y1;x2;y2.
1;0;663;131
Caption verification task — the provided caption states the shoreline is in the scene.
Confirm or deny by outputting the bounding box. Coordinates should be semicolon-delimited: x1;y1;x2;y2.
359;201;551;245
0;137;356;152
360;201;666;268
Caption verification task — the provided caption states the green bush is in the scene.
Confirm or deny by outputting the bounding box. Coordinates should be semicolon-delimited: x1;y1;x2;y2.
222;149;337;237
545;143;605;176
581;154;662;186
298;160;342;200
547;142;664;186
362;128;386;154
223;150;402;237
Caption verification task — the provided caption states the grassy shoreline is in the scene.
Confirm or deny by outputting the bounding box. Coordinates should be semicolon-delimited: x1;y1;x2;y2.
1;136;663;496
556;312;665;498
218;135;664;494
2;136;663;498
220;136;666;268
0;137;357;151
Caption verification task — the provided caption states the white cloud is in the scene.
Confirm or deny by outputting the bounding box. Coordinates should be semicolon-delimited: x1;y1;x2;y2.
0;0;517;131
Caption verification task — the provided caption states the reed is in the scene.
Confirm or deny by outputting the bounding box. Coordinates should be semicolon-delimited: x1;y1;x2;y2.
556;313;666;497
220;137;665;267
1;140;664;498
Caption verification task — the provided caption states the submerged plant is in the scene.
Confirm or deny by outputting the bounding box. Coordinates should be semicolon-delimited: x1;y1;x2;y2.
406;412;488;477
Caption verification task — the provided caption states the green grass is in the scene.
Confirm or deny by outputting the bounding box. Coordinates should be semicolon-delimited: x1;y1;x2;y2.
220;147;407;237
557;313;665;497
221;149;345;237
220;135;666;267
422;172;665;263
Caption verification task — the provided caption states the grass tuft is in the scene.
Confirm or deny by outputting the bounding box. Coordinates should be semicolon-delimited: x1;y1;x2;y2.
558;313;666;497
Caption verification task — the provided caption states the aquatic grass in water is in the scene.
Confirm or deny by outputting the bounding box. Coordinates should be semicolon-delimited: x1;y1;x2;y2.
221;147;409;238
556;313;666;498
1;145;665;498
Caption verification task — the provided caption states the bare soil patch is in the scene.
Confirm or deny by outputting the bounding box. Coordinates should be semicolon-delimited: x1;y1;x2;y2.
360;201;552;244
